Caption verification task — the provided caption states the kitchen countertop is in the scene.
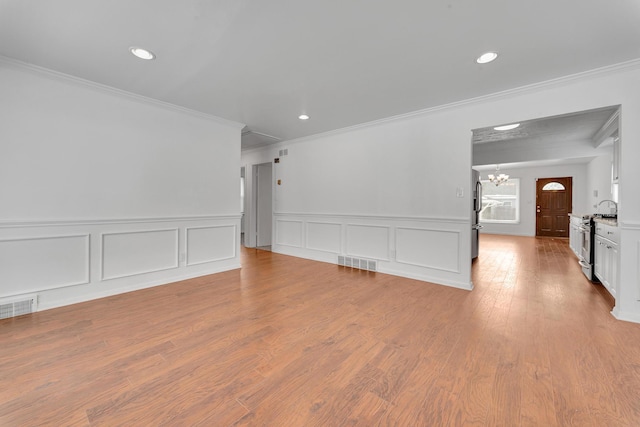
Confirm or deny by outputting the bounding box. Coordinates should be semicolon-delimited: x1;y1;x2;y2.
593;217;618;227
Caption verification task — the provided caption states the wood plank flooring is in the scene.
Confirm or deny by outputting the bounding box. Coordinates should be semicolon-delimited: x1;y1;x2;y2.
2;234;640;426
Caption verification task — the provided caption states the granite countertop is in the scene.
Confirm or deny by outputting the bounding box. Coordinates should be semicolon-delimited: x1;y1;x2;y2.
593;217;618;227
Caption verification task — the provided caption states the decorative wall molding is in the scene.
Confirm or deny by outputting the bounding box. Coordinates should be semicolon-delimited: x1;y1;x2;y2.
612;308;640;324
101;229;179;281
271;212;472;290
346;224;391;261
620;222;640;231
274;211;469;224
382;266;473;291
275;220;304;248
306;221;342;254
37;260;242;313
395;227;460;273
0;214;242;229
0;55;245;130
637;240;640;302
0;234;90;297
0;217;241;311
185;225;237;266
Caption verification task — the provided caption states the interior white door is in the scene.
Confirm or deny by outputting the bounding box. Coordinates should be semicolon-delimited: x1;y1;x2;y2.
256;162;273;247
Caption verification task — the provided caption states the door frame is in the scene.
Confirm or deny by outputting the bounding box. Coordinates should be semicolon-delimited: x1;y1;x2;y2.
253;162;273;247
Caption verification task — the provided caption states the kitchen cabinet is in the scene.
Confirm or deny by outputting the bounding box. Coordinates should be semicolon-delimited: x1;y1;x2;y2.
569;215;582;258
594;220;619;298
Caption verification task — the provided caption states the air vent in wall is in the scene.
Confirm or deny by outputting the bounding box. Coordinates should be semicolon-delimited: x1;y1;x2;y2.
278;148;289;157
0;294;38;320
338;256;377;272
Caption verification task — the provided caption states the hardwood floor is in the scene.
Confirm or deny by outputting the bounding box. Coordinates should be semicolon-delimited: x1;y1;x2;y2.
2;234;640;426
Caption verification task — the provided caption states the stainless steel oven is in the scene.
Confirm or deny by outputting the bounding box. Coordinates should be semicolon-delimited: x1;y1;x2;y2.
578;217;595;280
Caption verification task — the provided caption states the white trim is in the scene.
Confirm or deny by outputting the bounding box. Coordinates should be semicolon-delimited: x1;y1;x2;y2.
637;240;640;302
593;108;621;147
305;221;343;254
185;225;237;266
394;227;461;273
0;55;245;130
0;234;91;294
36;262;241;313
380;266;473;291
0;214;242;228
611;307;640;324
620;222;640;230
274;212;468;224
100;228;180;281
345;223;391;261
274;219;304;248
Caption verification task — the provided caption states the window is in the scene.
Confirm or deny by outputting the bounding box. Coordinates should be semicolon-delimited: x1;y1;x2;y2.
542;182;565;190
480;178;520;223
240;177;245;213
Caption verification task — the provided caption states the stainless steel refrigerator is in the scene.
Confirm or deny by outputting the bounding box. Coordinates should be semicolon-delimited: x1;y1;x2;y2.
472;169;482;259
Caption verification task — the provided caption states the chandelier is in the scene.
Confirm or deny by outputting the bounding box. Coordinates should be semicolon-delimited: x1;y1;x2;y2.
488;165;509;186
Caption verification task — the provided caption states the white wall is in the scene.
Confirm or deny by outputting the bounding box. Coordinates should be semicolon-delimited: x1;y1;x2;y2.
478;163;588;236
587;152;615;213
243;112;474;290
0;58;244;311
242;60;640;322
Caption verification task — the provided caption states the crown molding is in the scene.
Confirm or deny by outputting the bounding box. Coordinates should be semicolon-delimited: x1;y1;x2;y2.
280;58;640;148
0;214;242;229
0;55;245;130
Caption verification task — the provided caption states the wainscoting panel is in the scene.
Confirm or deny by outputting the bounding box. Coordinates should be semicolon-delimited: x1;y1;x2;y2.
395;227;460;273
272;213;471;291
186;225;236;266
346;224;390;261
102;229;179;280
0;234;90;296
275;220;303;248
0;215;241;313
306;222;342;254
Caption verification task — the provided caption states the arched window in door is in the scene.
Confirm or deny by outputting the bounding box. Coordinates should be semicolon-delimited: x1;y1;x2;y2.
542;182;565;191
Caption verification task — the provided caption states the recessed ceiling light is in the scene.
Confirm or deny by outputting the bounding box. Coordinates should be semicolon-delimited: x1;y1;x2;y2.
476;52;498;64
494;123;520;131
130;47;155;60
298;114;310;120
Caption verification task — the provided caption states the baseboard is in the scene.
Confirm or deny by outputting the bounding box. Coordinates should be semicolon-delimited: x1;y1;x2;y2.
272;245;473;291
611;307;640;324
37;263;241;312
380;267;474;291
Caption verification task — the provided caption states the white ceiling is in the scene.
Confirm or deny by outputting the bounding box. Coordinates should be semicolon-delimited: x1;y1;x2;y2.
472;107;619;145
472;106;619;168
1;1;639;150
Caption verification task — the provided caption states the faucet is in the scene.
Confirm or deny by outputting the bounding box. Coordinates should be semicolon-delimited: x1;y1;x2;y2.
598;199;618;215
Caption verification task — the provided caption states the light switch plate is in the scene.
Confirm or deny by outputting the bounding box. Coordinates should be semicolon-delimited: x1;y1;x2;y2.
456;187;464;198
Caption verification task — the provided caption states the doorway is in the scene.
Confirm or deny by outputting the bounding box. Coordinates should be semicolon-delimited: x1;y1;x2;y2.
254;162;273;249
536;177;572;237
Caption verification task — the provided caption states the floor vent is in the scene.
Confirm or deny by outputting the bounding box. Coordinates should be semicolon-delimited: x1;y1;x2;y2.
338;256;377;272
0;295;38;320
